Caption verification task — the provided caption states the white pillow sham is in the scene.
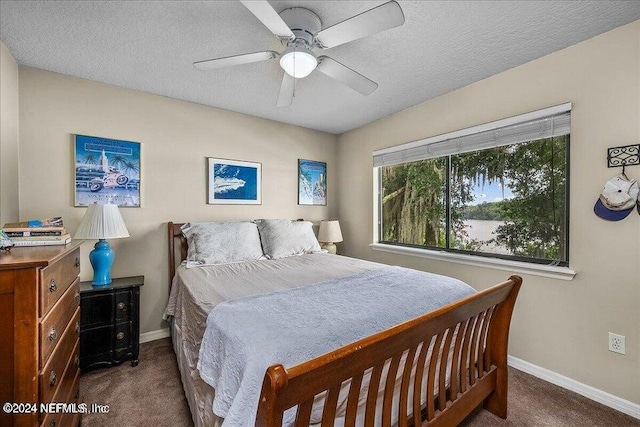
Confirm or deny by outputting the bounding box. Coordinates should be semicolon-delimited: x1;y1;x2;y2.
181;221;264;267
256;219;322;259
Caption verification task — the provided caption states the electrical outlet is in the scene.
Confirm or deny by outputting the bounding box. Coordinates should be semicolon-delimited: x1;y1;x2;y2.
608;333;625;355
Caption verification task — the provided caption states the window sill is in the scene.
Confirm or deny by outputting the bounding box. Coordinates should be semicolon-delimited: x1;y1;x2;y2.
369;243;576;281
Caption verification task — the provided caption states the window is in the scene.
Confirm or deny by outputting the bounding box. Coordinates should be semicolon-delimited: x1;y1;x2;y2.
375;105;570;266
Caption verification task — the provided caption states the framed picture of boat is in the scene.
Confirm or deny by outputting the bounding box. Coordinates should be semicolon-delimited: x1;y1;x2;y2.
74;134;141;207
207;157;262;205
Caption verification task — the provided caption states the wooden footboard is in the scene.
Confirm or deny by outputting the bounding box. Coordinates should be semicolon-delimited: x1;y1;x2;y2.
256;275;522;427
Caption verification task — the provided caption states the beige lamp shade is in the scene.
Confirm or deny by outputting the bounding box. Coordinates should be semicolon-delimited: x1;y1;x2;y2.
318;220;343;243
75;204;130;239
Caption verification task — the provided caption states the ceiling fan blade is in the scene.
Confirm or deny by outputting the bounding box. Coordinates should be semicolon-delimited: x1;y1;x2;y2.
276;73;295;107
314;1;405;49
316;56;378;96
193;51;278;71
240;0;294;40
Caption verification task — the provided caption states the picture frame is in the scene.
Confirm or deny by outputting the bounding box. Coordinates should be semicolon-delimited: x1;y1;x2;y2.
74;134;141;207
207;157;262;205
298;159;327;206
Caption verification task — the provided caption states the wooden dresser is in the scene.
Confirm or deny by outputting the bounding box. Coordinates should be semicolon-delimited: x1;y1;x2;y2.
0;241;82;427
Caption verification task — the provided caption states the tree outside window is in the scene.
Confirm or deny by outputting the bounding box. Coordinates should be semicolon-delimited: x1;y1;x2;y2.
380;135;568;265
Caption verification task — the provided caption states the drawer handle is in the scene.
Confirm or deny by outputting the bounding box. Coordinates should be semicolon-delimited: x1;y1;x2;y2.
49;421;56;427
75;291;80;303
117;302;126;310
48;279;57;293
49;370;57;387
74;388;80;399
75;354;79;366
76;321;80;334
48;327;57;342
75;256;80;268
116;332;125;340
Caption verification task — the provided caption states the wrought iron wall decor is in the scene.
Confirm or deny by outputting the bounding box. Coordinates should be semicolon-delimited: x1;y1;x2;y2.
607;144;639;174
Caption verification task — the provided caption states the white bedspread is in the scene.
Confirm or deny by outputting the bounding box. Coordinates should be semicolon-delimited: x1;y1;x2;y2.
164;254;385;426
197;266;475;427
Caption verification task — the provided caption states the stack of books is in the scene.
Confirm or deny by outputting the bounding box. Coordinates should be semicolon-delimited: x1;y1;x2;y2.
2;217;71;247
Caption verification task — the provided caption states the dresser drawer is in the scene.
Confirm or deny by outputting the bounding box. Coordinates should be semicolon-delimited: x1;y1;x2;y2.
40;248;81;316
40;279;80;367
68;367;81;406
40;309;80;403
40;341;80;427
62;369;82;427
40;406;62;427
68;413;81;427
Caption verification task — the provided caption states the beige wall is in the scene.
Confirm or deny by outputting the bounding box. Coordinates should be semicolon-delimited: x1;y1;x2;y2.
0;42;20;225
18;67;338;334
337;21;640;404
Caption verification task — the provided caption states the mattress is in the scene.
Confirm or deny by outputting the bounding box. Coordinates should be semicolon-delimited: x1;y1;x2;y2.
165;253;385;427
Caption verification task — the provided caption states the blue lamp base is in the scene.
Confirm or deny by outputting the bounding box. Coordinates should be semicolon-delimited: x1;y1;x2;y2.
89;239;115;286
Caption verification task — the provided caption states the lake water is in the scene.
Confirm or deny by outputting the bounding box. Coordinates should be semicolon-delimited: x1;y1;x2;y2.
461;220;511;255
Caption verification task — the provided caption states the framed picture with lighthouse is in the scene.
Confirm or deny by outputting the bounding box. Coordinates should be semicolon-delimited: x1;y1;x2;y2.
74;134;141;207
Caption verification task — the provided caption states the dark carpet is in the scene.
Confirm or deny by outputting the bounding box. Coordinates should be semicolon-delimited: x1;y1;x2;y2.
80;338;638;426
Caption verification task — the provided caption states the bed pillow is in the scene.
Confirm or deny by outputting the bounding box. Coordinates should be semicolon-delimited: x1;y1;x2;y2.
256;219;322;259
181;221;264;267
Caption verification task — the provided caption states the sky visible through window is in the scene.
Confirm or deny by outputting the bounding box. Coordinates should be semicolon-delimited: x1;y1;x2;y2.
468;177;514;205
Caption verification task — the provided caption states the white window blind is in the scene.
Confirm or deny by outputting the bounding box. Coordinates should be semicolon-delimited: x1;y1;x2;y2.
373;104;571;168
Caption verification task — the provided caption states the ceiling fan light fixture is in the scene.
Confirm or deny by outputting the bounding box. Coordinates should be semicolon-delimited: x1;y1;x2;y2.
279;46;317;79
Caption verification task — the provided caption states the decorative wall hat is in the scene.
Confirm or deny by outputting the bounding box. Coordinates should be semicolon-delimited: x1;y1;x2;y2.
593;174;639;221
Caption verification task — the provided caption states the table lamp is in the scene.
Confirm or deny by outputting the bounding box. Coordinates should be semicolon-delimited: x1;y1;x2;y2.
318;220;343;255
75;204;129;286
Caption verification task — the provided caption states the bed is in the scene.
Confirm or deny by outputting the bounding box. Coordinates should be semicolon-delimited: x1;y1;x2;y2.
165;221;521;427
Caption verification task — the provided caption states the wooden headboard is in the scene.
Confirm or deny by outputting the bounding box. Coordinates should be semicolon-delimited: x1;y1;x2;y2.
167;222;187;295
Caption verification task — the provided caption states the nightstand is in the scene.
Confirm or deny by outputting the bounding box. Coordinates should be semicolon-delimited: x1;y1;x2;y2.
79;276;143;371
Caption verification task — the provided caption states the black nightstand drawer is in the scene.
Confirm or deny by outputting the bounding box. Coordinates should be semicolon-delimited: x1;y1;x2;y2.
81;293;113;328
79;276;143;371
79;325;113;370
114;321;132;350
81;325;113;356
115;291;131;321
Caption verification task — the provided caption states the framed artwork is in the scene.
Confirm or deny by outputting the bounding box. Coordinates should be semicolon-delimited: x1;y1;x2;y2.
208;157;262;205
298;159;327;206
74;134;141;207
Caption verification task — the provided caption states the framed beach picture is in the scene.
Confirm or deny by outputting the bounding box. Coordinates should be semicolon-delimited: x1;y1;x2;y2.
207;157;262;205
298;159;327;206
74;134;141;207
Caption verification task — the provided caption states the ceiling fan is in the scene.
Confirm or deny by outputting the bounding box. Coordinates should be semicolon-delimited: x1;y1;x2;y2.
193;0;405;107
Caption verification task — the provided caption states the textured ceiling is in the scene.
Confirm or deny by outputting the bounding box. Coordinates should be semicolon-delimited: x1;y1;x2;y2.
1;1;639;134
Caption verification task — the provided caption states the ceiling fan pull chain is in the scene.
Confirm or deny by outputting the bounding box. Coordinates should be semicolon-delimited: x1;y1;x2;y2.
293;73;297;99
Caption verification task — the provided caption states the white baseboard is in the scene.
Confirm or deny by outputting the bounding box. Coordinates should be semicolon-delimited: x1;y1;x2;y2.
139;328;170;344
508;355;640;420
